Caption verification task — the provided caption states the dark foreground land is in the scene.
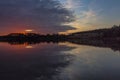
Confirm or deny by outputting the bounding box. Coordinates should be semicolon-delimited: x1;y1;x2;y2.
0;25;120;51
67;25;120;51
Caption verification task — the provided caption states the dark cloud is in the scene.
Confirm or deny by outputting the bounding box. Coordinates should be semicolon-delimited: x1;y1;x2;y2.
0;0;75;34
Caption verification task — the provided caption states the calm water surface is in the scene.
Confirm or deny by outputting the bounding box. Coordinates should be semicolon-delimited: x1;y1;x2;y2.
0;42;120;80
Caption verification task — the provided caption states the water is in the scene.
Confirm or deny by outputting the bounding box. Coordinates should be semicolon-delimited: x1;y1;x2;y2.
0;42;120;80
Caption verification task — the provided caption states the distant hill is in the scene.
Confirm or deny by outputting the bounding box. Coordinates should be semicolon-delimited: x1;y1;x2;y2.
68;25;120;40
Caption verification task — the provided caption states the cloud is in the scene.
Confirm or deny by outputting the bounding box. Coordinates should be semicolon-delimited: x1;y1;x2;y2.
0;0;75;34
58;0;120;34
59;0;82;10
59;0;104;34
64;0;83;9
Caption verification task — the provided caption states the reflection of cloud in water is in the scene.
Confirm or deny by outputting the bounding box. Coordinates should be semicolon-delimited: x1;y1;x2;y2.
0;42;120;80
0;43;74;80
58;42;120;80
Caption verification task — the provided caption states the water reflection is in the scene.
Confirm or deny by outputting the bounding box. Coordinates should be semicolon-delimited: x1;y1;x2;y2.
59;42;120;80
0;41;120;80
1;39;120;51
0;42;74;80
25;45;34;49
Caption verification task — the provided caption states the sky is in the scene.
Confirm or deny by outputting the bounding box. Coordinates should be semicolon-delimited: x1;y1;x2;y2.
0;0;120;35
59;0;120;34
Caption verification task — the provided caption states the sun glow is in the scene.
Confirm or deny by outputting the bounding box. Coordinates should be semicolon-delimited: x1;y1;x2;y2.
25;29;34;32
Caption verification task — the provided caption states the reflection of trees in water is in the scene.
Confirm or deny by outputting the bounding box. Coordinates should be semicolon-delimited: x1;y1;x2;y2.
68;39;120;52
8;41;60;45
0;37;120;51
0;44;74;80
1;39;119;52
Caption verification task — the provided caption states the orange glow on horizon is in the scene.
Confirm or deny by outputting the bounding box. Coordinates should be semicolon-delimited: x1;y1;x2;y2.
25;29;34;32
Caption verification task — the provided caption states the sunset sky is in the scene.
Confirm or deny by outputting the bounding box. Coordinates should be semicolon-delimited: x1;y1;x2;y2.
0;0;120;35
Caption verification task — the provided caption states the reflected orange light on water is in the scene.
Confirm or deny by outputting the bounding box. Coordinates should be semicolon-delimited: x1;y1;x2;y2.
0;42;34;50
25;45;34;49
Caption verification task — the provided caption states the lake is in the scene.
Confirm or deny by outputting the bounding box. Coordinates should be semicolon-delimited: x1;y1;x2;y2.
0;42;120;80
